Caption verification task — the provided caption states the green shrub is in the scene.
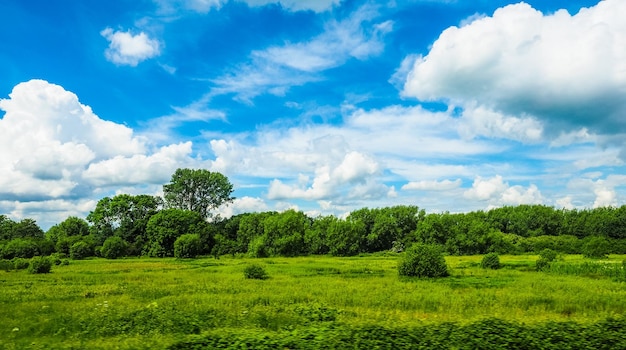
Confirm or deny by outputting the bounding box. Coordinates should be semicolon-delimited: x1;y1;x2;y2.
69;241;93;260
174;234;202;258
0;259;13;271
536;258;551;271
12;257;30;270
398;243;449;278
480;253;501;269
244;264;269;280
539;248;558;262
583;236;610;259
28;256;52;274
2;238;39;259
101;236;129;259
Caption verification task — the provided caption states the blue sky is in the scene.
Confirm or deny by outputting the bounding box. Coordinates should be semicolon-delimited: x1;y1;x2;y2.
1;0;625;229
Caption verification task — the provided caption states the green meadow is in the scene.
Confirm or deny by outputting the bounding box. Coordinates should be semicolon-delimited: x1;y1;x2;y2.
2;254;626;349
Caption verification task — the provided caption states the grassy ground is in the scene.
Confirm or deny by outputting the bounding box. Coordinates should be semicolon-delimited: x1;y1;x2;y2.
1;254;625;349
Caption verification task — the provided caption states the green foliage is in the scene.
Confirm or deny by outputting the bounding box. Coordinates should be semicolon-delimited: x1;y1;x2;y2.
244;264;269;280
101;236;129;259
69;241;93;260
163;168;235;220
583;236;611;259
87;194;163;250
1;238;39;259
481;252;501;269
12;257;30;270
28;256;52;274
170;317;626;350
174;234;202;258
398;243;449;278
539;248;558;262
146;209;208;257
536;258;551;271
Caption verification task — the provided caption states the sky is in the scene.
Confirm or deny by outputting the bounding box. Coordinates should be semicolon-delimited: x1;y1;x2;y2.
1;0;625;230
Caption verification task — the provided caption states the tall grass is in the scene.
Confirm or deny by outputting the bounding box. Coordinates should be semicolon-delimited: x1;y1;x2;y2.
1;255;626;349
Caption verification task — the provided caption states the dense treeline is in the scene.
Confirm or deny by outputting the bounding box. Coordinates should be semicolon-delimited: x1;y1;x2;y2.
2;203;626;261
2;169;626;260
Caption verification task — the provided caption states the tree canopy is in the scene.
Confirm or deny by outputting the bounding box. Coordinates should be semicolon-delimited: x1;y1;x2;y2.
163;168;235;220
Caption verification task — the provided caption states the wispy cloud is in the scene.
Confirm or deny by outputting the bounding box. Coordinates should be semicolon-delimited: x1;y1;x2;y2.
210;4;393;102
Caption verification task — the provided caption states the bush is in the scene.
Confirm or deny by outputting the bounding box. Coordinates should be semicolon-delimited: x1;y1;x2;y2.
480;253;501;269
398;243;449;278
28;256;52;274
0;259;13;271
174;234;202;258
2;238;39;259
583;236;611;259
535;258;551;271
69;241;93;260
244;264;269;280
12;257;30;270
539;248;558;262
101;236;129;259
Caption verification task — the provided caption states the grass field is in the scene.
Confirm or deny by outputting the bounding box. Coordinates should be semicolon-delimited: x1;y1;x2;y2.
1;254;626;349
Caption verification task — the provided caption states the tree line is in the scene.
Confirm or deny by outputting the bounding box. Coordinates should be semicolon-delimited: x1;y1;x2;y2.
2;168;626;260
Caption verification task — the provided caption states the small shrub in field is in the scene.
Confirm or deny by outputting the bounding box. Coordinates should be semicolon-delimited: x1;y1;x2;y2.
101;236;129;259
28;256;52;274
539;248;558;262
481;253;501;269
60;259;70;266
536;258;550;271
398;243;449;278
0;259;14;271
583;236;610;259
174;234;202;258
12;257;30;270
70;241;93;260
244;264;269;280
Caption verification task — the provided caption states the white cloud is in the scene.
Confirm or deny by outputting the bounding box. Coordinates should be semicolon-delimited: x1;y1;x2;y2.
464;175;543;207
458;104;543;143
216;196;269;218
0;80;198;226
242;0;340;12
101;27;160;66
267;151;383;201
402;179;461;191
211;4;392;101
403;0;626;140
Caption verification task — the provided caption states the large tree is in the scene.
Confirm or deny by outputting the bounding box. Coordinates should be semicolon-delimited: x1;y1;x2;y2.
163;168;235;220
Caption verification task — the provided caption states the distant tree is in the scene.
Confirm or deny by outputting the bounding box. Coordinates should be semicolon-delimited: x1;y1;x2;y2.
174;234;202;258
582;236;611;259
45;216;89;244
69;241;93;260
101;236;129;259
87;194;162;249
163;168;234;220
12;219;44;239
145;209;209;257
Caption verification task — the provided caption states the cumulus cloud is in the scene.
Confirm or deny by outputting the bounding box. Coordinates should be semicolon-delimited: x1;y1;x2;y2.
0;80;197;225
464;175;543;207
403;0;626;140
216;196;269;218
101;27;160;66
211;4;393;101
267;151;383;201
